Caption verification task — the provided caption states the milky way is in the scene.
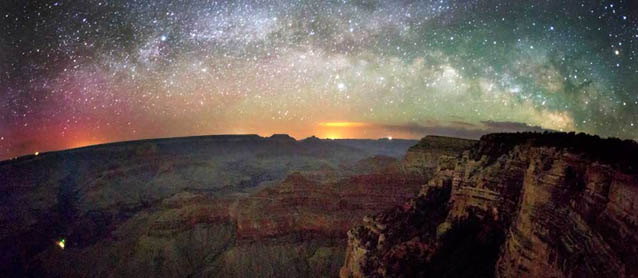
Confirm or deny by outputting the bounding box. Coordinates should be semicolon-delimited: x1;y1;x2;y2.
1;0;638;159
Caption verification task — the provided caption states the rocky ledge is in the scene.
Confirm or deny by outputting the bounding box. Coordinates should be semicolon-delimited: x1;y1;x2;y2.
340;132;638;278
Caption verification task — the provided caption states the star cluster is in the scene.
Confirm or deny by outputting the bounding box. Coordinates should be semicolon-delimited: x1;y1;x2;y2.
1;0;638;159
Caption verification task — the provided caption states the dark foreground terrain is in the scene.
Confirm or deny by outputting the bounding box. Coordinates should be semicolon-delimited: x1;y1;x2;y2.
2;132;638;278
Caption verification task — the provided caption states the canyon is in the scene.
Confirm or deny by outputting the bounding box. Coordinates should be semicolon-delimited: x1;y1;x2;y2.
0;134;472;277
2;132;637;277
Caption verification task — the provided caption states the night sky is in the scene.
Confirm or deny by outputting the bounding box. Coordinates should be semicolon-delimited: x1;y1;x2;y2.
2;0;638;159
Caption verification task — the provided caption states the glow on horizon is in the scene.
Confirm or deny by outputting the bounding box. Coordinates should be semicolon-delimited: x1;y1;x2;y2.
68;140;106;149
319;122;370;128
323;133;342;139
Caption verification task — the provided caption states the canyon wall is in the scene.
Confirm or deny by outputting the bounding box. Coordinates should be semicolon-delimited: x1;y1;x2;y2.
341;132;638;278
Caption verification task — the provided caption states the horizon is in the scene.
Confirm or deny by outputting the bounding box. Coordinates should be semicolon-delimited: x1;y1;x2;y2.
0;119;557;160
0;131;422;161
5;128;635;162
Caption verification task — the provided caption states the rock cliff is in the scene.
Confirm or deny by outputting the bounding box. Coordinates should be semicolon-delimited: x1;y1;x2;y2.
402;136;476;178
340;132;638;278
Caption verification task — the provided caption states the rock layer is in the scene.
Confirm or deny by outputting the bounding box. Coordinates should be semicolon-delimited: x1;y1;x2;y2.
340;132;638;278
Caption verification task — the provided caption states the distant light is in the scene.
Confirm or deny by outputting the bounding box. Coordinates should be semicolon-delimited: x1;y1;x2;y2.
160;35;167;41
34;151;39;156
324;133;341;140
614;50;620;55
56;239;65;249
388;136;393;140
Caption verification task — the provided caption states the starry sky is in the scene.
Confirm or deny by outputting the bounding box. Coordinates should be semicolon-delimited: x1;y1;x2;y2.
1;0;638;159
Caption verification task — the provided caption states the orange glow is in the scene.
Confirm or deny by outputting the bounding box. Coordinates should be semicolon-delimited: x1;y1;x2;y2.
317;121;371;139
323;133;341;139
319;122;369;128
68;140;104;149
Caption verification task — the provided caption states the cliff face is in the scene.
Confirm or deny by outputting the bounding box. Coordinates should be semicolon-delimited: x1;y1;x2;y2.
340;133;638;278
402;136;476;178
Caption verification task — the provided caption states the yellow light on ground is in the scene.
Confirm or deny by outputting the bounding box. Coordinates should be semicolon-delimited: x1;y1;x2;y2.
34;151;39;156
56;239;65;249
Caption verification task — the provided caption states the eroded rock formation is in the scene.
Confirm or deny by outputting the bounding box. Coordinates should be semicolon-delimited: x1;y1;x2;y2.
340;132;638;278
